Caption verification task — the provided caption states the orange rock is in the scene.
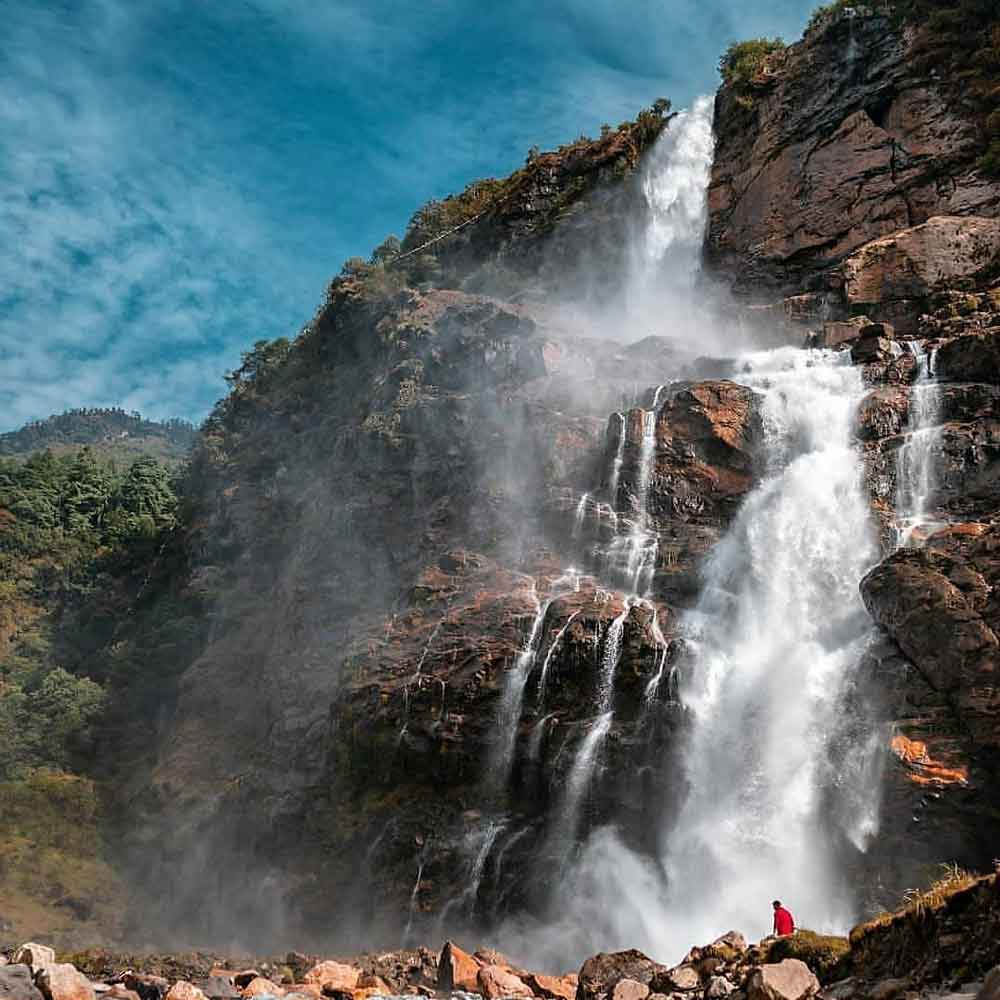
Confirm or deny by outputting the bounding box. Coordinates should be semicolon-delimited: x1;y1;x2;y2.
107;989;142;1000
37;966;97;1000
164;986;207;1000
438;942;482;992
477;966;533;1000
355;979;390;994
524;973;577;1000
302;967;358;994
241;980;284;998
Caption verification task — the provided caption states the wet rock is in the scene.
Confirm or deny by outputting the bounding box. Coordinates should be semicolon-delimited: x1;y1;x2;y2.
524;975;577;1000
861;542;1000;746
851;325;897;365
856;388;907;441
36;967;96;1000
610;980;650;1000
437;944;481;994
821;317;874;350
301;969;358;994
746;961;819;1000
0;966;44;1000
936;330;1000;384
477;966;532;1000
577;953;664;1000
12;949;54;976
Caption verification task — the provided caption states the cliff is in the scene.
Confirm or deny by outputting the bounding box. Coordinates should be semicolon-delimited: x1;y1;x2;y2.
7;1;1000;971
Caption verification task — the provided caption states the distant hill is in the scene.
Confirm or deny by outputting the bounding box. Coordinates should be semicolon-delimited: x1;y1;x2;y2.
0;408;197;465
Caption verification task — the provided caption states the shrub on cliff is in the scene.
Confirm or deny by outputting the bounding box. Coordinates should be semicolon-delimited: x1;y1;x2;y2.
719;38;786;108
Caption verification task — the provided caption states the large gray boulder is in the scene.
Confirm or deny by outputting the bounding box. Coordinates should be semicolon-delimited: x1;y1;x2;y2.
0;966;44;1000
747;960;820;1000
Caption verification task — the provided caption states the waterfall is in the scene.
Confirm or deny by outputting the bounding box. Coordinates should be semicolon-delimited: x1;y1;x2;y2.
627;96;715;322
661;346;880;947
895;342;943;547
537;610;581;704
493;586;550;791
608;413;626;504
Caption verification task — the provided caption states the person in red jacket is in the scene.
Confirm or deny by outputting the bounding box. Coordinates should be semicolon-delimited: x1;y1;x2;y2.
772;900;795;936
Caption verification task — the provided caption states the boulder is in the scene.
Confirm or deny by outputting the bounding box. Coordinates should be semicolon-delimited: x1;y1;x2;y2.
231;980;260;994
437;943;481;993
747;961;819;1000
194;981;238;1000
12;949;54;976
610;980;650;1000
106;991;141;1000
524;974;577;1000
163;987;206;1000
477;966;533;1000
36;966;96;1000
978;966;1000;1000
821;316;872;349
665;968;700;992
851;324;897;365
856;388;907;441
301;969;358;994
707;978;736;999
241;982;283;999
0;966;44;1000
869;980;909;1000
577;952;664;1000
121;978;168;1000
120;979;168;1000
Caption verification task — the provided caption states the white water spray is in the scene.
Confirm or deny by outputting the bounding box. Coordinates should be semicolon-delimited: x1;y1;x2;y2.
895;342;943;547
661;347;880;947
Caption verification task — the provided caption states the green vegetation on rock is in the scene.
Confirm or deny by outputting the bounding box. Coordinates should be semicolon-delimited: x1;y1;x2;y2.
718;38;787;108
760;929;851;980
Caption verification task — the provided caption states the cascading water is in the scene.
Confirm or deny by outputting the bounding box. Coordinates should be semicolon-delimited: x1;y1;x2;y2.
895;342;943;547
661;347;881;947
493;586;551;792
481;98;882;966
626;95;714;325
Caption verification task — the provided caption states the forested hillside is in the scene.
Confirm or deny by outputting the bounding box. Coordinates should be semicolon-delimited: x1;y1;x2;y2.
0;442;193;944
0;409;196;465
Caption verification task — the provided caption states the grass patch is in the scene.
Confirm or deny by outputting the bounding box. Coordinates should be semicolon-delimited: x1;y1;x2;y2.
761;930;851;980
851;863;984;944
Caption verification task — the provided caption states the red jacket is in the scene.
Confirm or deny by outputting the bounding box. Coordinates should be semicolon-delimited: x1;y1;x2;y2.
773;906;795;936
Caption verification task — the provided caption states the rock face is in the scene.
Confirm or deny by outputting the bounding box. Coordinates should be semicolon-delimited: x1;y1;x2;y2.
840;217;1000;315
708;7;999;297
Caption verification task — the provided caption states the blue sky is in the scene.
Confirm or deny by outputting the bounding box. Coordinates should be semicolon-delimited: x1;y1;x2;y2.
1;0;817;432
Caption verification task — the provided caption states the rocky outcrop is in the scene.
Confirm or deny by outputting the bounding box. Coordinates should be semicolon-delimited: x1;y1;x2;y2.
708;7;1000;298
